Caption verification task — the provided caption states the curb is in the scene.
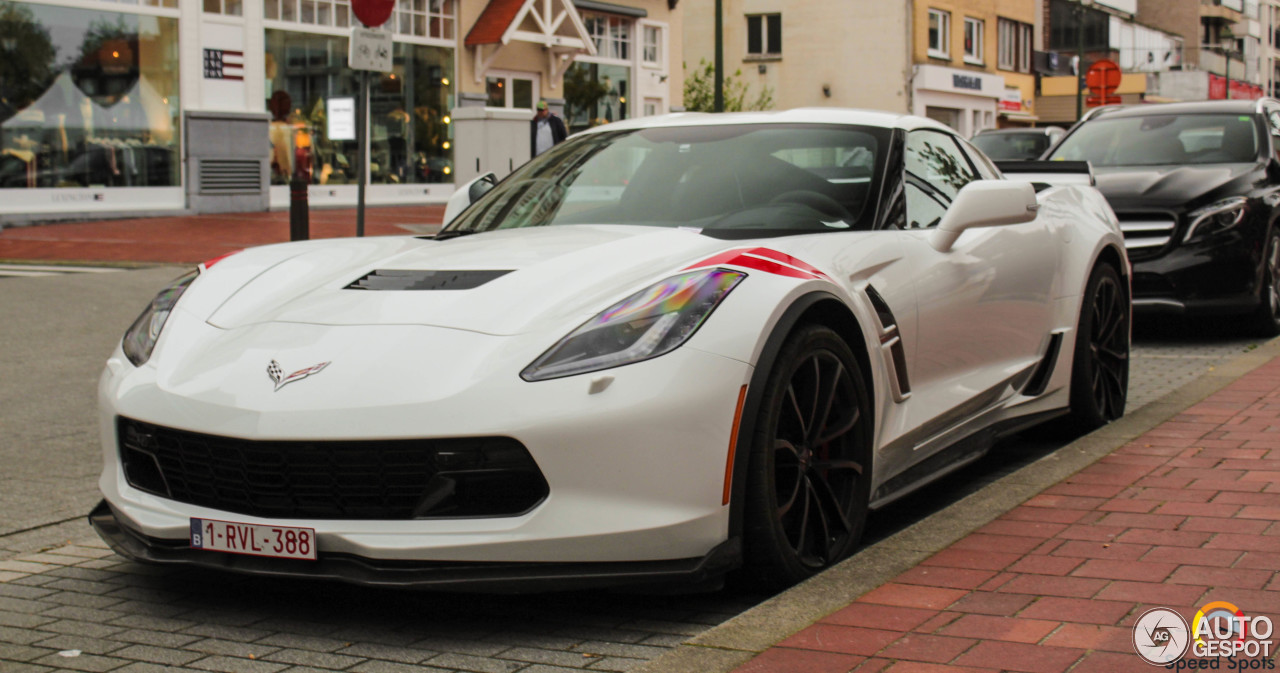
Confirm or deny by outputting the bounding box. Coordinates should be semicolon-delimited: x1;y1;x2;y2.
633;336;1280;673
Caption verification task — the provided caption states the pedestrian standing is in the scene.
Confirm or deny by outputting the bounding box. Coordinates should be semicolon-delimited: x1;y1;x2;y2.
530;100;567;158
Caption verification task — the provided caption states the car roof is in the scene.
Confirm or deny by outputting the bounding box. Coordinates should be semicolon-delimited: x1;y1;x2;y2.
573;107;956;136
1099;98;1274;119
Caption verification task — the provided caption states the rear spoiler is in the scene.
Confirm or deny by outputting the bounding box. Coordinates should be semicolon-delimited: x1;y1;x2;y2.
995;160;1095;188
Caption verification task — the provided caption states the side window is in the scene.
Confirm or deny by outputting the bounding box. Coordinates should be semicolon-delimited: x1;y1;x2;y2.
1265;107;1280;160
955;136;1002;179
903;130;979;229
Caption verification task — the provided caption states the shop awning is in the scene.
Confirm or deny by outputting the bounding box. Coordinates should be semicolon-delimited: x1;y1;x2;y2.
464;0;595;87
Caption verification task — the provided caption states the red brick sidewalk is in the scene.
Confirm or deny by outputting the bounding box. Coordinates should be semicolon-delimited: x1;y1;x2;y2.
0;205;445;265
736;358;1280;673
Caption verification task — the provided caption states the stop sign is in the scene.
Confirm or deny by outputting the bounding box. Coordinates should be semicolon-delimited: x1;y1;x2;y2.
1086;59;1122;96
351;0;394;28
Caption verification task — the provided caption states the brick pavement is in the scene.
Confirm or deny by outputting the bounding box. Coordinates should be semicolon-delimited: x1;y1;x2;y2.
731;354;1280;673
0;206;444;265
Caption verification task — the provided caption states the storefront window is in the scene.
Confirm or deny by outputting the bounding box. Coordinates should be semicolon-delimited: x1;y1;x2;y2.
264;28;453;186
0;1;180;190
564;62;628;135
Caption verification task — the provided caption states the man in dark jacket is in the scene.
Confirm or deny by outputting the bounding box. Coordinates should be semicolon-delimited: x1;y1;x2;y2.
530;100;567;158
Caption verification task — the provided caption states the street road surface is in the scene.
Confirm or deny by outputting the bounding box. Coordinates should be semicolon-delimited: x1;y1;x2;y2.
0;268;1263;673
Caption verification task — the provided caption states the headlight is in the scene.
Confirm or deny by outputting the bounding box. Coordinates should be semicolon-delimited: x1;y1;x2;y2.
1184;196;1249;242
122;271;197;367
521;268;746;381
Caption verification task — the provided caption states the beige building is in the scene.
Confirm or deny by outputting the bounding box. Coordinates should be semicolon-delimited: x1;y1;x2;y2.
682;0;1039;136
454;0;685;184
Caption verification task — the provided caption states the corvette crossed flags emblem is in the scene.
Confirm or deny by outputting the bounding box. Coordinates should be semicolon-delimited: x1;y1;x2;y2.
267;360;331;392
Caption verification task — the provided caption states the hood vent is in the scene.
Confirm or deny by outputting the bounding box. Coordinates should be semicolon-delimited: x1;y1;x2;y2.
346;269;513;291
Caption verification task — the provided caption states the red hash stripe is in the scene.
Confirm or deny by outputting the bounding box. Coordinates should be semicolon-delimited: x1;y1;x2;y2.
683;247;830;281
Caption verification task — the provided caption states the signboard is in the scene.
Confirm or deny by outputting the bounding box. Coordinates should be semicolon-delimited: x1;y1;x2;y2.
1000;88;1022;112
348;28;392;72
203;49;244;81
327;98;356;141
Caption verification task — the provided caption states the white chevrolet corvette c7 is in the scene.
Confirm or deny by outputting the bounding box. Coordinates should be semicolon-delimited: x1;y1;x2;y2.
91;109;1129;591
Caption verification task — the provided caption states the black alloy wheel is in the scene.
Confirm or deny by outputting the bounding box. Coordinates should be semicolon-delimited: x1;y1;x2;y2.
1249;230;1280;337
1068;263;1129;430
743;324;871;588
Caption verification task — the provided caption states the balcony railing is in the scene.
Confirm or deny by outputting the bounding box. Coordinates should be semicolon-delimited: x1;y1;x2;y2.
1198;46;1248;79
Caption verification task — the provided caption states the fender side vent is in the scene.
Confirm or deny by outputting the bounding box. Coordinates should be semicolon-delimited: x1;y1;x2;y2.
346;269;512;291
1022;332;1064;397
865;284;896;328
867;284;911;399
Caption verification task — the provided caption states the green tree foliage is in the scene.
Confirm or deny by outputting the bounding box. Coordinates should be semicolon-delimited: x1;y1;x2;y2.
682;59;773;112
0;4;57;110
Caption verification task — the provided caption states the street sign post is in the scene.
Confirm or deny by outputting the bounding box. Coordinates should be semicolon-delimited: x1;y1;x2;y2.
346;0;394;237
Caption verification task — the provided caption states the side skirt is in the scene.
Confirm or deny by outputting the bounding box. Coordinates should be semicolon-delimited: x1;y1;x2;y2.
867;408;1067;510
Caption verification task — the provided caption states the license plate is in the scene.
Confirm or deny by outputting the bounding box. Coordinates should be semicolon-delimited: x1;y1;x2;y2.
190;518;317;560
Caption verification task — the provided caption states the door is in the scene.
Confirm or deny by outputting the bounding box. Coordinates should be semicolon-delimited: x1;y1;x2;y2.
896;128;1059;439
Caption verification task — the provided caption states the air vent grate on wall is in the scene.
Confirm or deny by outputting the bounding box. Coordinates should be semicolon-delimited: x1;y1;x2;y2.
199;159;263;195
346;269;513;291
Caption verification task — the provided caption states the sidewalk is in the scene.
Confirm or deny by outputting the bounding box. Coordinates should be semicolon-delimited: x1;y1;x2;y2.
0;205;444;265
641;341;1280;673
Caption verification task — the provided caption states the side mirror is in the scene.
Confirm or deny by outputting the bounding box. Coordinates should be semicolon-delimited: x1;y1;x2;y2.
442;172;498;226
929;180;1039;252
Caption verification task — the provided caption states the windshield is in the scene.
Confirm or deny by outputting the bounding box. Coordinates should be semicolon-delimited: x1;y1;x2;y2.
1047;113;1260;166
444;123;887;236
971;132;1052;160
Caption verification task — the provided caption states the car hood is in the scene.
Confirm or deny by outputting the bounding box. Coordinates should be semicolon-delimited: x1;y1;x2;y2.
1092;163;1255;210
202;225;734;336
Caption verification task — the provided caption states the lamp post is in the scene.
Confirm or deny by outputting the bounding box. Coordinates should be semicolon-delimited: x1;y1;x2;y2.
1221;26;1236;100
714;0;723;112
1074;0;1090;122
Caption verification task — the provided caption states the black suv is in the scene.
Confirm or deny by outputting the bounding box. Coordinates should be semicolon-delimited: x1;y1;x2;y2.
1044;99;1280;334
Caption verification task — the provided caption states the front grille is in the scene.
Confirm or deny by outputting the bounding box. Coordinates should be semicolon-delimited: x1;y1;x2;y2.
117;418;548;520
1116;212;1178;259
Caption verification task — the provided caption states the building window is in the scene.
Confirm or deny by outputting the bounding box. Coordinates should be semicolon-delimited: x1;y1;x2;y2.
642;25;661;65
485;73;535;109
205;0;243;16
584;12;631;61
964;17;983;64
928;9;950;59
264;29;454;186
746;14;781;56
395;0;454;41
564;62;628;133
0;1;181;190
997;18;1032;72
264;0;453;39
266;0;347;25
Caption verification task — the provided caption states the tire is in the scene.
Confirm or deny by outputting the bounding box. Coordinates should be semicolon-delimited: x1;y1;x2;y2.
1068;263;1129;431
742;324;872;589
1248;229;1280;337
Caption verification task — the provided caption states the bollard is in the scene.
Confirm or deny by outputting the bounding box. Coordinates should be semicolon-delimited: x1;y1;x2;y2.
289;175;310;241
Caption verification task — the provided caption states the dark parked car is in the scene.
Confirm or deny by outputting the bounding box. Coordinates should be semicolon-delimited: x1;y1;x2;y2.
971;127;1065;160
1045;99;1280;335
